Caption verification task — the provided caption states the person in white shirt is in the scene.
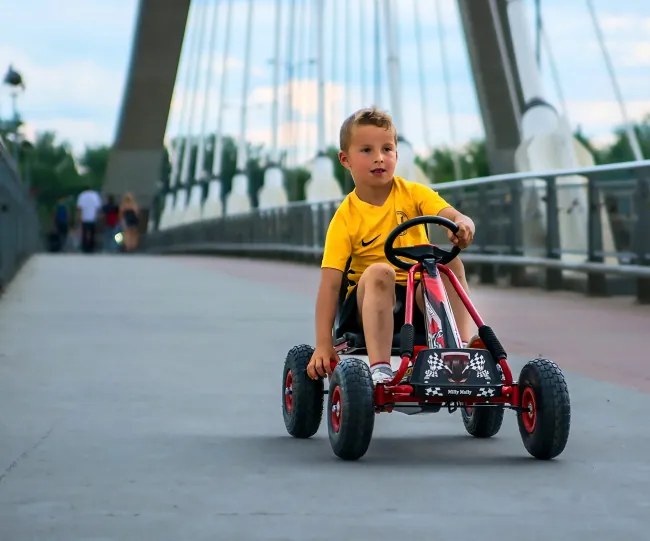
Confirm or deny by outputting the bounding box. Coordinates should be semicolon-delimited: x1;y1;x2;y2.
76;186;103;253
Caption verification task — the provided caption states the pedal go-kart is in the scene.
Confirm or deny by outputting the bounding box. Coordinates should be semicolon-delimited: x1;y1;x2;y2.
282;216;571;461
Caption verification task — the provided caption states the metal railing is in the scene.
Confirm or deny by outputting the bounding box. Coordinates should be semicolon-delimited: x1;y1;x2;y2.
0;138;41;292
144;160;650;303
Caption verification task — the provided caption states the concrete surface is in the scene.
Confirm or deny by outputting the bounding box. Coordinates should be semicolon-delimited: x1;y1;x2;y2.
0;254;648;540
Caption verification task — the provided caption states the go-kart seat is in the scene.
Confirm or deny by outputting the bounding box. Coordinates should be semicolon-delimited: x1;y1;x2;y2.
333;274;427;354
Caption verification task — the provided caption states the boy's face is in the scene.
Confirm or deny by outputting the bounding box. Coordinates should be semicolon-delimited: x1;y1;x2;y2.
338;124;397;189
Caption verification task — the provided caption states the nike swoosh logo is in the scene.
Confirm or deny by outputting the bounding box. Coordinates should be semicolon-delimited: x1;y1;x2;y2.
361;235;380;247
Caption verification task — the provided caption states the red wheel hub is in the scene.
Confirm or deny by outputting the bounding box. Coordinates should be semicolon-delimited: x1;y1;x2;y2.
521;387;537;433
330;386;342;433
284;371;293;413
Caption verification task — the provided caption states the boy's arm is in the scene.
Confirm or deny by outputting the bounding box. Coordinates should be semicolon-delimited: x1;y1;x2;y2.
438;206;475;249
308;267;343;379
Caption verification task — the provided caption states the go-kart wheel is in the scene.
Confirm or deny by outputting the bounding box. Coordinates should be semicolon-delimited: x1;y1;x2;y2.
517;358;571;460
461;404;504;438
327;358;375;460
282;345;324;438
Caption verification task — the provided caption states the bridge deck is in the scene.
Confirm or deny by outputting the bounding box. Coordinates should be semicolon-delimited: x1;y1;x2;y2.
1;254;648;540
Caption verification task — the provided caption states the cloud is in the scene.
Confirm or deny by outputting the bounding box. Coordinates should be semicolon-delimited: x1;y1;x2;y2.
32;117;113;153
600;14;650;34
624;42;650;67
567;99;650;134
3;0;650;166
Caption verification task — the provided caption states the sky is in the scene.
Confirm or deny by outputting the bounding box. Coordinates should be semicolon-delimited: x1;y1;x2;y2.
1;0;649;164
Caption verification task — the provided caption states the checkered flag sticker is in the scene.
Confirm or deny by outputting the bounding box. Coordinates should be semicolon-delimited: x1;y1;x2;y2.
424;353;445;381
468;353;492;382
477;387;495;397
425;387;442;397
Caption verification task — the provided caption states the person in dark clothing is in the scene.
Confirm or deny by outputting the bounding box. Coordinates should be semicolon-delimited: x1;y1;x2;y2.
102;194;120;252
53;197;69;251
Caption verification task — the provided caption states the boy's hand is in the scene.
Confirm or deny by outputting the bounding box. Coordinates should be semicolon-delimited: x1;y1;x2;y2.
447;217;475;249
307;346;339;379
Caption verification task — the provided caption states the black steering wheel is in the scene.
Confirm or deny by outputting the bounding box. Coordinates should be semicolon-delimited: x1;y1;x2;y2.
384;215;461;270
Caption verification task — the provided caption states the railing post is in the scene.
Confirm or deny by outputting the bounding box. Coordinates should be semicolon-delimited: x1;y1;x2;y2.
634;170;650;303
545;176;563;290
314;203;325;247
477;183;495;284
508;179;526;286
302;205;311;256
587;176;607;296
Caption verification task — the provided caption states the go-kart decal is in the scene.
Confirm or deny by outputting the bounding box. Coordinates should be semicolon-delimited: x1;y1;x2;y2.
422;271;462;349
420;384;501;399
424;293;444;349
424;350;493;384
408;348;502;396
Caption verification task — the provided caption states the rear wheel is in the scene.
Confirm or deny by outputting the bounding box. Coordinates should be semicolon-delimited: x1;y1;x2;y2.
517;358;571;459
461;404;504;438
282;345;324;438
328;358;375;460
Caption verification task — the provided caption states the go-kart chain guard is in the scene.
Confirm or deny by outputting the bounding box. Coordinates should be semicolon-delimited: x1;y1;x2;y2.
407;347;504;399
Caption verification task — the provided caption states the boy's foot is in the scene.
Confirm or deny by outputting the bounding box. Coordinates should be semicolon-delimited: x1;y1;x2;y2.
464;334;483;348
370;363;394;385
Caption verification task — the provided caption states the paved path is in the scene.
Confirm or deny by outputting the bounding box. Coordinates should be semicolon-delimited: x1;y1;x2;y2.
0;254;648;541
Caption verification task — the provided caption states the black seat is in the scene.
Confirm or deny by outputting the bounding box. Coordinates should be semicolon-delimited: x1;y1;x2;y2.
333;263;427;354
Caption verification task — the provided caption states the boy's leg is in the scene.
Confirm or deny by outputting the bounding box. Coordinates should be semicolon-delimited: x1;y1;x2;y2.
356;263;397;378
442;257;475;343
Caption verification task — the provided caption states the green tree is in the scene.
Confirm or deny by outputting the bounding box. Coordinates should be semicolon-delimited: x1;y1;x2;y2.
283;166;311;202
79;145;110;188
600;115;650;164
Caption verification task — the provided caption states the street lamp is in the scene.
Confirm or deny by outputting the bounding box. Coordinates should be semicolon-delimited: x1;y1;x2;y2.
2;64;29;175
3;64;25;126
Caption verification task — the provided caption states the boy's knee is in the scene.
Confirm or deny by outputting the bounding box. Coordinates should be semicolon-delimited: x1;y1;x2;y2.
446;256;466;279
364;263;396;290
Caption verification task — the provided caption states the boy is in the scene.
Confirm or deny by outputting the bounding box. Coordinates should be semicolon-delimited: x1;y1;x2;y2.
307;107;476;384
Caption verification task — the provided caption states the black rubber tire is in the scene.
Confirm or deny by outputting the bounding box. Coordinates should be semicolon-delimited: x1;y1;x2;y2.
282;345;324;438
517;358;571;460
327;358;375;460
461;404;504;438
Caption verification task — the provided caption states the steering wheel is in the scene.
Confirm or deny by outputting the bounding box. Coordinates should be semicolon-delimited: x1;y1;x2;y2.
384;215;461;270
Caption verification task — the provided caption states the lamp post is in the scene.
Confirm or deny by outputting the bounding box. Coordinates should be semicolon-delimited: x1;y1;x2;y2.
2;65;32;185
2;65;25;157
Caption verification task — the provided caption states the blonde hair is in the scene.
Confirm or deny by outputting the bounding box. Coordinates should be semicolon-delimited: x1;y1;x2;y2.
339;107;397;151
121;192;138;208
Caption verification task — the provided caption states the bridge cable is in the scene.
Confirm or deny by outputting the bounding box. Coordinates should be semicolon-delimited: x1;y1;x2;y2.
284;0;297;168
235;0;255;173
270;0;283;165
179;1;210;189
382;0;402;129
359;0;368;106
296;0;309;166
585;0;644;160
168;2;202;189
194;0;222;183
329;0;339;146
412;0;432;153
537;5;570;125
436;0;462;180
373;0;383;107
308;0;319;158
211;0;234;180
344;0;352;116
315;0;327;155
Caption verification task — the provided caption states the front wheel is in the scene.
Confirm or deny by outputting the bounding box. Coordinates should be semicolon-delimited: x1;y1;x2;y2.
328;358;375;460
517;358;571;459
282;345;324;438
461;405;504;438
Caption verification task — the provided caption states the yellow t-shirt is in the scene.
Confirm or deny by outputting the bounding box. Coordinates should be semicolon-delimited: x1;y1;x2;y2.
321;175;450;296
